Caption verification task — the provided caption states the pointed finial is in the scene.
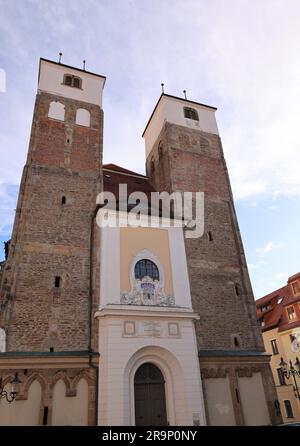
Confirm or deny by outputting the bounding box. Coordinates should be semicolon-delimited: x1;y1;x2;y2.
161;83;164;94
83;60;86;70
183;90;187;100
58;52;62;64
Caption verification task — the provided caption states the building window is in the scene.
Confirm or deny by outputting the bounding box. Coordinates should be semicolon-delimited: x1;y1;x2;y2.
277;368;286;386
61;196;66;204
134;259;159;281
63;74;82;89
72;77;81;88
287;306;296;321
43;406;49;425
64;74;72;86
284;400;294;418
183;107;199;121
235;283;241;296
292;281;300;295
271;339;279;355
150;158;155;176
233;336;239;347
158;141;163;159
54;276;61;288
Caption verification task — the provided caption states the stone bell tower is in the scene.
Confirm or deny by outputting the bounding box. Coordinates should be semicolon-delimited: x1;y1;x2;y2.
143;93;280;425
0;58;105;353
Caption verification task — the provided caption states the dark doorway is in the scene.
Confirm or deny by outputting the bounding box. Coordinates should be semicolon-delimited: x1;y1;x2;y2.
134;362;167;426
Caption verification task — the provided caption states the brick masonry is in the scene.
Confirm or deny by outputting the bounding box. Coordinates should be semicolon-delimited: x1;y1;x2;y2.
0;92;103;352
146;122;263;351
145;121;280;424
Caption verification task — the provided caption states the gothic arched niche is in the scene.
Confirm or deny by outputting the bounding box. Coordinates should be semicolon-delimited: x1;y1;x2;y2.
76;108;90;127
48;101;65;121
0;327;6;352
52;378;88;426
0;379;42;426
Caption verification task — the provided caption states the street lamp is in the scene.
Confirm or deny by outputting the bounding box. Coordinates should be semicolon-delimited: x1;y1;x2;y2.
279;357;300;400
0;372;21;403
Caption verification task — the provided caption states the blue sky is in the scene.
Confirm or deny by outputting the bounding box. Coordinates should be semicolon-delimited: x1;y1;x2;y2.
0;0;299;298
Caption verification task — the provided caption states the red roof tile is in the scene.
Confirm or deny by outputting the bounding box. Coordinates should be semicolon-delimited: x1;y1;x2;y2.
256;274;300;332
103;163;147;178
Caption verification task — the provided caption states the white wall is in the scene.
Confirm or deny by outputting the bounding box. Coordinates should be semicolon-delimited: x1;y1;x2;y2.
97;312;206;426
52;378;88;426
238;373;271;426
99;217;192;309
0;380;42;426
38;59;105;106
204;377;236;426
143;95;219;157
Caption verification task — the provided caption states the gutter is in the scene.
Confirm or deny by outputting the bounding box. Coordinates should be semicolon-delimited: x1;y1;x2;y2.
88;203;101;426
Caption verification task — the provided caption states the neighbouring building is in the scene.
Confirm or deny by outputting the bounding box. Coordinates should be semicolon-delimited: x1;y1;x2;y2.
0;58;280;426
256;272;300;423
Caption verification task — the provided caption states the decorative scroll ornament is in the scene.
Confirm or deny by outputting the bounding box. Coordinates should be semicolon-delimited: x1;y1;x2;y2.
121;276;175;307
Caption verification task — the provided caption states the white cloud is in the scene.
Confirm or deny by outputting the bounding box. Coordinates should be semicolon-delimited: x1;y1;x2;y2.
0;183;18;236
1;0;300;202
274;272;285;280
255;241;284;255
248;260;267;270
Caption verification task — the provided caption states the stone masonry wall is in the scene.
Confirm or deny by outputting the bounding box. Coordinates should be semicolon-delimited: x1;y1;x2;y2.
0;92;103;351
146;122;264;352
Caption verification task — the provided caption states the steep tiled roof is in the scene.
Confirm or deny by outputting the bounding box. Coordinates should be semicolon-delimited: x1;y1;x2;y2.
103;164;156;207
256;274;300;332
103;163;147;178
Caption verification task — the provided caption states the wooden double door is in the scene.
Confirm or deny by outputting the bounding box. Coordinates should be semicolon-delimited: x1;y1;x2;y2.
134;362;167;426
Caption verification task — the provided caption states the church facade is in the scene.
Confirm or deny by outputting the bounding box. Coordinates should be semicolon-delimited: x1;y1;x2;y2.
0;58;280;426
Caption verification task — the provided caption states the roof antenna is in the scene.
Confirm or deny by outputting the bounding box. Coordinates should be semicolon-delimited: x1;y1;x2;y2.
161;83;164;94
183;90;187;100
83;60;86;71
58;52;62;64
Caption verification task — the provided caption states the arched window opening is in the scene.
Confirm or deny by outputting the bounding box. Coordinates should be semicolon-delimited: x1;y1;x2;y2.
76;108;90;127
64;75;72;86
48;101;65;121
151;158;155;175
235;283;241;296
72;77;81;88
134;259;159;281
158;141;163;159
63;74;82;89
183;107;199;121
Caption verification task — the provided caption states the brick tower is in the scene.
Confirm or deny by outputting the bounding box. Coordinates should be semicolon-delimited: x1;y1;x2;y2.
143;94;279;425
0;59;105;425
